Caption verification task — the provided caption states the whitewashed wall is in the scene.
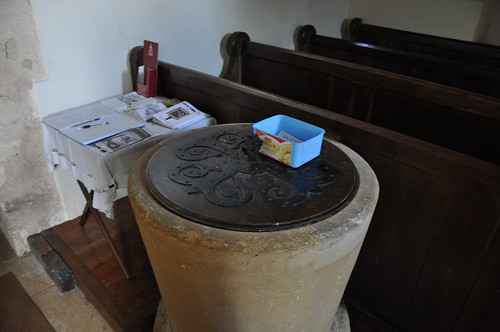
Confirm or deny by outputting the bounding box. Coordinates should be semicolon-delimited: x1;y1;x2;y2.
32;0;348;117
31;0;350;219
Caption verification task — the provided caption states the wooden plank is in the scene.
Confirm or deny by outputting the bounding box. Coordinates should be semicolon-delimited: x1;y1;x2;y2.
41;227;129;332
158;62;500;197
41;198;160;332
368;166;451;326
239;40;500;118
52;216;112;253
403;189;500;331
348;18;500;70
78;236;157;310
344;150;398;304
221;36;500;165
454;221;500;331
301;26;500;98
345;297;400;332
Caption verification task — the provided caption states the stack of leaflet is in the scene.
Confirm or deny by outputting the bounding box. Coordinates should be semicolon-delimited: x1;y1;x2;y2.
102;92;182;122
42;93;210;145
99;91;147;112
57;114;144;145
42;93;146;145
152;101;209;129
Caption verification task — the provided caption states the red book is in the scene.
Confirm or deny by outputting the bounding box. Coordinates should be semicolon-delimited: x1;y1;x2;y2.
137;40;158;97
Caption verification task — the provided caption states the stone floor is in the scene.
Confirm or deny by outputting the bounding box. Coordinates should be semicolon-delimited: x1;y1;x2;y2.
0;232;111;331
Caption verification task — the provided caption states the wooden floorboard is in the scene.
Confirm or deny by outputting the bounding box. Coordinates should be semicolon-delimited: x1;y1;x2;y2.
40;197;160;332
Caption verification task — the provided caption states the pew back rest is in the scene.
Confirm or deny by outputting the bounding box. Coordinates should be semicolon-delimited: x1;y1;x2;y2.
348;17;500;70
129;46;499;196
222;32;500;165
297;25;500;98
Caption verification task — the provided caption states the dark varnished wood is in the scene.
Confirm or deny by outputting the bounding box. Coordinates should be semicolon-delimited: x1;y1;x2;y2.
129;46;143;93
129;48;500;331
145;124;358;231
222;31;250;83
221;31;500;165
297;24;500;98
348;17;500;70
77;180;131;278
41;197;160;332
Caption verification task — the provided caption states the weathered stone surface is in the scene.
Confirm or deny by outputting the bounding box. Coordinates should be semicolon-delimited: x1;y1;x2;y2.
28;234;75;293
0;0;62;255
0;0;48;82
154;299;352;332
129;125;379;332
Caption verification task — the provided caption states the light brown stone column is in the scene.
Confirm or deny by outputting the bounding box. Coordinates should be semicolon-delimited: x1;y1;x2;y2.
129;135;378;332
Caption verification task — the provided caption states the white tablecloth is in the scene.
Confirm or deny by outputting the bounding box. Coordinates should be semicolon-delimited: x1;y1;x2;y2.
43;110;215;218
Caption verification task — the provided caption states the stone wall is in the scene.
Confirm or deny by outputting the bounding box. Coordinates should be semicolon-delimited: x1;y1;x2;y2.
0;0;63;255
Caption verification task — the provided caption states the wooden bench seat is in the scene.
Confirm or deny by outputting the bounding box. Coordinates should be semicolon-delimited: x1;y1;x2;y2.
221;31;500;165
297;24;500;98
129;46;500;332
348;17;500;71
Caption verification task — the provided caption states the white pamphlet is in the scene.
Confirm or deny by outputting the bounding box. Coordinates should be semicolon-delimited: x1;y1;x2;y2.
60;113;144;145
152;101;208;129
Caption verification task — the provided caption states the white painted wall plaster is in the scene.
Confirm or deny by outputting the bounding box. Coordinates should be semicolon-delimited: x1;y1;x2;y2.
348;0;483;41
32;0;348;117
31;0;349;219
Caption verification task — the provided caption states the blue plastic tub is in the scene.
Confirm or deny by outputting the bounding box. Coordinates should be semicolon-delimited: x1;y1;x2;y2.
253;115;325;168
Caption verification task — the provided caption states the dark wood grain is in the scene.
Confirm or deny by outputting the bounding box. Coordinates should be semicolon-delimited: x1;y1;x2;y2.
221;31;500;165
348;17;500;71
128;47;500;331
297;24;500;98
41;197;160;332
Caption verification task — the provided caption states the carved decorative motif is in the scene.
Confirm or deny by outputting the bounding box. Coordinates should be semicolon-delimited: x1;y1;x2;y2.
146;124;357;231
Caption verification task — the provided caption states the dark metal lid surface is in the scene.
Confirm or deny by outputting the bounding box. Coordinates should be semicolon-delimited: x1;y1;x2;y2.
146;124;358;231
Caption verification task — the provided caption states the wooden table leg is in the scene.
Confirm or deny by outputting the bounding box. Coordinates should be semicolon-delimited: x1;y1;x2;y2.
78;183;93;227
77;181;132;279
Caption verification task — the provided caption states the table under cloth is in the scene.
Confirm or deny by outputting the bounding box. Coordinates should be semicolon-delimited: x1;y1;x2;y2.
43;114;215;218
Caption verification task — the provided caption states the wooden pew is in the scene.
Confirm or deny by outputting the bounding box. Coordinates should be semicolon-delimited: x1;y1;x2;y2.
129;46;500;332
348;17;500;71
221;31;500;165
297;24;500;98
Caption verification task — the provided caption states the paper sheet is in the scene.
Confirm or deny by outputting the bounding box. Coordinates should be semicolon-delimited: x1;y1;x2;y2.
60;113;144;145
42;104;115;131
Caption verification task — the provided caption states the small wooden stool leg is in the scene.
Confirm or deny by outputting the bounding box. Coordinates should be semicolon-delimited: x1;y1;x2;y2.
77;181;93;227
89;207;132;279
76;181;132;279
79;199;92;227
